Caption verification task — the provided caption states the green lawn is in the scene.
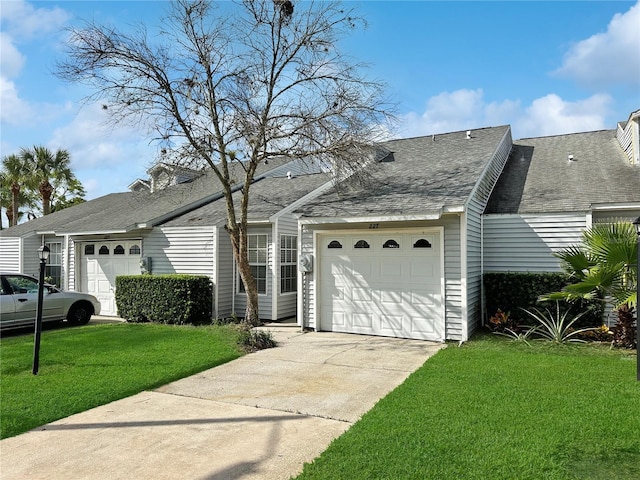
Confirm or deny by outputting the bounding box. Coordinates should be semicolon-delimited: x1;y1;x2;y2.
0;323;243;439
296;335;640;480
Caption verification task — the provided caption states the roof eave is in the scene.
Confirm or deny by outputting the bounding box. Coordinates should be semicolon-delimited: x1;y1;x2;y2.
299;210;445;225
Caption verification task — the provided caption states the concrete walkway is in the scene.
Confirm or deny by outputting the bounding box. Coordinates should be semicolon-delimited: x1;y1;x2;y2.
0;325;444;480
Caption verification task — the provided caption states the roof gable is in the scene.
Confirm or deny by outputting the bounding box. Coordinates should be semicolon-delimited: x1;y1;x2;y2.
295;125;511;219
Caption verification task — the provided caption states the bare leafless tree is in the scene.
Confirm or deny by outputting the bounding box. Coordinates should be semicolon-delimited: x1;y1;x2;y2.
56;0;393;325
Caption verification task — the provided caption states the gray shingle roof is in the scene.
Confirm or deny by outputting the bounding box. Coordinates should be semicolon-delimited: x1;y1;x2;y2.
162;172;332;227
295;125;510;219
0;157;295;238
485;129;640;214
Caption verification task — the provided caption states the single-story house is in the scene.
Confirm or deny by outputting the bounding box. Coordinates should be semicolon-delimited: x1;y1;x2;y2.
293;125;513;342
0;157;332;319
2;109;638;339
293;110;639;342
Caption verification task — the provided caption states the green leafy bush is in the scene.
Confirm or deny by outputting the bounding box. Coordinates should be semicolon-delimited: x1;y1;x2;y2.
484;272;604;327
115;274;212;325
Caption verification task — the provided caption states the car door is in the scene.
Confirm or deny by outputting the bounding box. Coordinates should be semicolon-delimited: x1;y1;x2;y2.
5;274;65;324
0;276;17;328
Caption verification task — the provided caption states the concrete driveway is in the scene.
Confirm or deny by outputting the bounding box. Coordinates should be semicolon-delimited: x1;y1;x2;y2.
0;325;444;480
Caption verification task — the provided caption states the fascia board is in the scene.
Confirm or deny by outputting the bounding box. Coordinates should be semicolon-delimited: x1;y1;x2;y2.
56;229;130;236
590;202;640;211
298;210;444;225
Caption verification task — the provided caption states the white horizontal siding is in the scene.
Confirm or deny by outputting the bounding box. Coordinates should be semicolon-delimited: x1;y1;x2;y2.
143;227;215;277
299;226;316;330
216;228;234;319
483;214;587;272
21;235;42;277
0;237;21;272
275;215;299;319
442;217;463;341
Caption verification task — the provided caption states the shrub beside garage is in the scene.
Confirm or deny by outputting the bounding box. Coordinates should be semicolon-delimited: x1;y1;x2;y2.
483;272;605;327
115;274;213;325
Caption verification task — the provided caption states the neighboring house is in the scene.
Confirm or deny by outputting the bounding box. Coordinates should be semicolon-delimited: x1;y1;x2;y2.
128;162;204;193
484;115;640;274
0;157;331;319
294;125;513;342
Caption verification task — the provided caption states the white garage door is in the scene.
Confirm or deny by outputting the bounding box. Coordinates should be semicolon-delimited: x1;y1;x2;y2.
319;230;444;341
80;240;142;316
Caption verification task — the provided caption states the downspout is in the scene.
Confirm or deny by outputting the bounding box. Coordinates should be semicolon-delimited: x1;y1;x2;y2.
232;247;236;317
297;222;305;329
272;221;278;321
212;226;217;320
64;234;70;290
480;216;485;328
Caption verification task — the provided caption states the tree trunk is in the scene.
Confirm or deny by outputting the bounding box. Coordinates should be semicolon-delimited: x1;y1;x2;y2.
10;183;19;227
237;256;260;326
229;221;261;327
40;180;53;215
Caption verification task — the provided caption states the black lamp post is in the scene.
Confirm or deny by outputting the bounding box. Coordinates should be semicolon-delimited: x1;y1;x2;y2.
633;216;640;382
32;245;50;375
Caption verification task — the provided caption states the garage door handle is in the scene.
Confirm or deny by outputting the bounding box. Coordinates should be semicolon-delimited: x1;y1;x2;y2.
18;298;28;302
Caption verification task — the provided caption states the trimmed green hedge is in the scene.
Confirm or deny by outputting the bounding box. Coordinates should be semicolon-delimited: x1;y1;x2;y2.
115;275;213;325
483;272;605;327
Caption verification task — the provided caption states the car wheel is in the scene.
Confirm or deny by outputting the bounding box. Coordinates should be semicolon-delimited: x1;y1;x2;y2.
67;302;93;326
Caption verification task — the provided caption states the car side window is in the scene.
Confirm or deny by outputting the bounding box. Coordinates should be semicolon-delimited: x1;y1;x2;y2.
6;275;39;294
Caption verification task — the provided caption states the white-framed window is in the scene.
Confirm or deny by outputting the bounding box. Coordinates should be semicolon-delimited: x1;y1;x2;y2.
280;235;297;294
45;242;62;287
239;234;268;295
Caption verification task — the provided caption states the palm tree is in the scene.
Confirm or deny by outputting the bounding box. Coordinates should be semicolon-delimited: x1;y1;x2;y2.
549;221;637;309
1;154;31;226
20;146;75;216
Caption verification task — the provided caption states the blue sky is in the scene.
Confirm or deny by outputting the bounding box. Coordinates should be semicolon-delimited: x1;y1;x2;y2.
1;0;639;200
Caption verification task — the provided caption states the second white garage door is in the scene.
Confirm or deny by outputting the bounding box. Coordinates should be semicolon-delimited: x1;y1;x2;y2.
79;240;142;316
318;229;444;341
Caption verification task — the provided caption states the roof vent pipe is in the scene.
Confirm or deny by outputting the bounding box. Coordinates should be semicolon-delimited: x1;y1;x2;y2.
466;130;472;139
568;154;575;162
287;171;292;179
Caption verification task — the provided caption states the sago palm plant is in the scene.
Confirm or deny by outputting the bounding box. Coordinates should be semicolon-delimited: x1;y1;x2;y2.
548;221;637;309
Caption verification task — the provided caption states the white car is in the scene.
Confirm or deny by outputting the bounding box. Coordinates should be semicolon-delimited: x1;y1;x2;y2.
0;272;101;330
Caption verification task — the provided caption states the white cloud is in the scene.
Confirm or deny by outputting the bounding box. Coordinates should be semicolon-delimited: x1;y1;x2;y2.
398;89;520;137
515;94;611;138
0;0;70;39
0;32;25;78
553;1;640;89
49;103;158;199
399;90;613;140
0;1;72;133
0;76;33;125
